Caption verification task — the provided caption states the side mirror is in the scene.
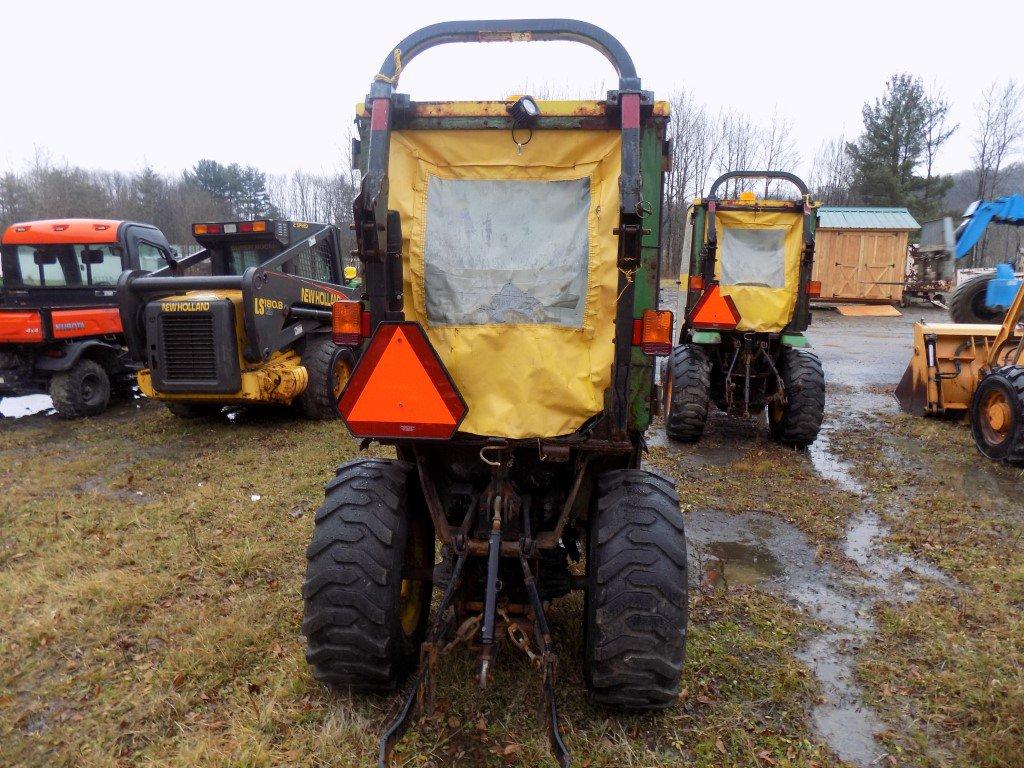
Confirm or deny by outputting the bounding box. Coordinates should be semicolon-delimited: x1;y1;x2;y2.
80;247;106;265
33;249;58;266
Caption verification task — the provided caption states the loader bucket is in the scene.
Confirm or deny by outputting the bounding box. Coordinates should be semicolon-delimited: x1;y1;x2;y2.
894;321;1003;416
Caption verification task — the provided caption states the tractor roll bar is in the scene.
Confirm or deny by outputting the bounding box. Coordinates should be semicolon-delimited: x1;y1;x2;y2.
376;19;639;89
707;170;809;200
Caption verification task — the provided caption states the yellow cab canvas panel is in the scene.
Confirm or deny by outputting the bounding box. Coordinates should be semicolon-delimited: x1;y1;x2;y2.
712;208;803;333
387;127;622;439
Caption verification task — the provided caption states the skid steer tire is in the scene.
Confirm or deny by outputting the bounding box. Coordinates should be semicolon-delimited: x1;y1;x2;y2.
768;347;825;448
302;459;433;693
970;366;1024;464
585;469;687;710
49;359;110;419
665;343;711;443
298;337;353;420
949;274;1002;324
164;402;222;419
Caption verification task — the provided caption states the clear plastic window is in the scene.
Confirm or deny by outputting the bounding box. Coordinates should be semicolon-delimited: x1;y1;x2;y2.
137;243;167;273
423;177;590;327
73;244;123;285
719;227;787;288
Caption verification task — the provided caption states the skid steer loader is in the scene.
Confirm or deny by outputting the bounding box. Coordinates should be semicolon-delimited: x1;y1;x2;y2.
665;172;825;446
117;219;360;418
896;277;1024;463
301;19;685;768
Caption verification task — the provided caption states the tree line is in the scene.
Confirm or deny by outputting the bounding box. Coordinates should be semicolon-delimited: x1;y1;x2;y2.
0;155;358;256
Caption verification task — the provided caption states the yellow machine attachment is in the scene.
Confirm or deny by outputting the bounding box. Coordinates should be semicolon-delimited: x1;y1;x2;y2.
896;280;1024;462
135;290;310;407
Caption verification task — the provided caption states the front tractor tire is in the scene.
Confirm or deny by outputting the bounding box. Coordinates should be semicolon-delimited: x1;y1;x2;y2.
585;469;688;710
298;337;353;420
949;274;1002;324
768;347;825;448
49;358;110;419
970;366;1024;464
302;459;433;693
665;343;711;443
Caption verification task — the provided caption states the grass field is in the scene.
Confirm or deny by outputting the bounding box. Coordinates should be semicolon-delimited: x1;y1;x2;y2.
1;389;1021;768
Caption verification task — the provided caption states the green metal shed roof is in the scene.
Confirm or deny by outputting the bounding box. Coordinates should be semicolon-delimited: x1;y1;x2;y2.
818;206;920;230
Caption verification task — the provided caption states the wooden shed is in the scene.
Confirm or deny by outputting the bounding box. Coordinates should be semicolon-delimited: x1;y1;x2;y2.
812;207;920;303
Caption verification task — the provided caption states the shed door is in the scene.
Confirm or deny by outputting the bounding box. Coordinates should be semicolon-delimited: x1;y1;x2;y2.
829;231;862;299
858;232;900;301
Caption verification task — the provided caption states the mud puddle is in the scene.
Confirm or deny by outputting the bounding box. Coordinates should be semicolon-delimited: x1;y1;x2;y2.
679;394;955;766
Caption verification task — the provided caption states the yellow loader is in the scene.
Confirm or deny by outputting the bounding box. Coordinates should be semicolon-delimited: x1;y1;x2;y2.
895;278;1024;462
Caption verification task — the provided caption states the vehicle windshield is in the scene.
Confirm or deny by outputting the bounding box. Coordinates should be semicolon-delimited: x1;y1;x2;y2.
0;243;124;287
223;241;280;275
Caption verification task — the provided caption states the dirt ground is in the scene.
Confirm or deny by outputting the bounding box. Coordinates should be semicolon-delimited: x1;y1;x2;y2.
1;302;1021;768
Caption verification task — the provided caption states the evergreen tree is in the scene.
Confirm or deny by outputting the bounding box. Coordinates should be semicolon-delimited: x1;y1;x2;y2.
847;74;928;214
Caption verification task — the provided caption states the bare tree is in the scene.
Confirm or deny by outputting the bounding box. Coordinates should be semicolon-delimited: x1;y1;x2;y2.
922;81;957;209
715;110;758;198
757;107;800;197
808;135;854;205
973;78;1024;201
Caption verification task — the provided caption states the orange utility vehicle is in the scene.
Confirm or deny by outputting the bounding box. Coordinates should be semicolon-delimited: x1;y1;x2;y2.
0;219;173;417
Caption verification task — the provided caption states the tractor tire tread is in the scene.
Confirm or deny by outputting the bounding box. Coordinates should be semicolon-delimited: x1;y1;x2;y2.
665;344;711;443
298;337;351;420
769;348;825;447
302;458;419;693
586;469;687;711
49;358;110;419
971;366;1024;464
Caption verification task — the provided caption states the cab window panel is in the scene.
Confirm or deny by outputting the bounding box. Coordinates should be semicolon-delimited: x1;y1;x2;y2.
136;243;167;273
288;241;333;283
74;244;123;285
226;241;276;274
719;227;787;288
423;176;591;327
16;245;73;286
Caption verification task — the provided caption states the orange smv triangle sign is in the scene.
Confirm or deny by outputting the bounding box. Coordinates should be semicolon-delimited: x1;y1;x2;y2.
339;322;467;439
689;283;741;330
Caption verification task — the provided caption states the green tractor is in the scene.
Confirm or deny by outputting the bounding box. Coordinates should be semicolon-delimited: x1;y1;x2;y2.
665;172;825;446
300;19;686;768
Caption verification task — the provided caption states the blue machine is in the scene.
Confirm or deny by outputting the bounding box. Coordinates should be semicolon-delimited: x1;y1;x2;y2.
954;194;1024;311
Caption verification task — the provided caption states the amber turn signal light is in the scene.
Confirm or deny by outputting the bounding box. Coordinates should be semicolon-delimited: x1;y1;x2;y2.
636;309;673;356
688;275;705;292
332;300;364;345
807;280;821;298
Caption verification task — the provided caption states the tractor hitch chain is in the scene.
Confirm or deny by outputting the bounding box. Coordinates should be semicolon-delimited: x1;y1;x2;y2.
377;545;570;768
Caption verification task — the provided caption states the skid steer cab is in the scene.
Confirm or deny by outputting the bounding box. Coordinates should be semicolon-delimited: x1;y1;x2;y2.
302;19;684;768
0;218;173;418
665;171;825;447
117;219;360;419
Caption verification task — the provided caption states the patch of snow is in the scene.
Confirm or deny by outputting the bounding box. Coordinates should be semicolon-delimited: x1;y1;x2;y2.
1;394;53;418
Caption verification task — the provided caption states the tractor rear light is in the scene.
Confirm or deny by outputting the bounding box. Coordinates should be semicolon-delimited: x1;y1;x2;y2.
689;283;741;330
688;275;704;292
193;224;207;235
192;223;223;235
223;223;238;234
238;222;252;232
639;309;673;355
361;310;371;338
332;300;364;345
338;322;467;439
807;280;821;298
252;220;268;232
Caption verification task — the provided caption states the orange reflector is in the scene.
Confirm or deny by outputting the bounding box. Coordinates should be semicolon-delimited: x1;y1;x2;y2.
688;275;705;292
332;300;363;345
807;280;821;298
689;283;741;329
193;224;208;235
338;322;467;439
640;309;673;355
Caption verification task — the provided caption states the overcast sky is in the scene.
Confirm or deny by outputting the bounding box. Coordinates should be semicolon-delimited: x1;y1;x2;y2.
2;0;1020;181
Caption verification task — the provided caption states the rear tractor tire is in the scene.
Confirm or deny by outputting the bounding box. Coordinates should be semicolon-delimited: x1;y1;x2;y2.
49;358;110;419
585;469;688;710
768;347;825;448
302;459;433;693
298;337;353;420
664;343;711;443
970;366;1024;464
949;274;1002;324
